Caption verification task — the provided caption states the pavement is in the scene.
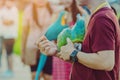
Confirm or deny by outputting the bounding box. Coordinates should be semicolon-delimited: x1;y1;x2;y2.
0;53;32;80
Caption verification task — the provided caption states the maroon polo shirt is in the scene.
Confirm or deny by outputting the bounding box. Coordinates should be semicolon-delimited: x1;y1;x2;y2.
71;7;120;80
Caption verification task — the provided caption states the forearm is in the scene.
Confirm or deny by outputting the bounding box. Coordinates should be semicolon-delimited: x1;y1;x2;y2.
21;27;29;52
21;38;26;52
77;52;114;71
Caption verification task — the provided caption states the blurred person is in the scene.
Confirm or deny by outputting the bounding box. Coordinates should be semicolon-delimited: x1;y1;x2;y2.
36;0;120;80
52;0;86;80
15;0;30;11
0;0;18;77
61;0;90;28
13;0;29;55
50;1;65;23
33;1;68;80
39;0;88;80
62;0;83;27
21;0;52;80
0;0;5;67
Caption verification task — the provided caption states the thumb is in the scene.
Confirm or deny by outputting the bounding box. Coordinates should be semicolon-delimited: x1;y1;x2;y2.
35;35;47;45
41;35;47;40
67;38;73;46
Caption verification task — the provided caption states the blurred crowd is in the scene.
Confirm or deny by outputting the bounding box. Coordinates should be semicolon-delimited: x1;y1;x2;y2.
0;0;120;80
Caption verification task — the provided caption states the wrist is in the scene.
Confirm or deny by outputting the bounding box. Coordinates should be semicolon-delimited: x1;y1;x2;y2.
70;49;79;62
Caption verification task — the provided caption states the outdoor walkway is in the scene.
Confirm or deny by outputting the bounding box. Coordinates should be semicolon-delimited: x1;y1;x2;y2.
0;53;31;80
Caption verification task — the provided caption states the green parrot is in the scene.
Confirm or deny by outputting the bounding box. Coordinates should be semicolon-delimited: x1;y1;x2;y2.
57;14;85;51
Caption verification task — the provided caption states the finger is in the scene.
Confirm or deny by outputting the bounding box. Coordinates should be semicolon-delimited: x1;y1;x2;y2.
59;55;63;60
61;46;66;51
62;57;66;61
66;38;73;46
57;52;63;57
39;42;51;54
38;40;49;48
59;54;66;61
42;42;50;48
61;53;68;61
35;35;47;45
41;47;45;53
41;35;47;40
56;54;60;57
45;46;50;53
56;52;62;57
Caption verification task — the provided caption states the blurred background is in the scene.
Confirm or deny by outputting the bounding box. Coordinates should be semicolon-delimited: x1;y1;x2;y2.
0;0;120;80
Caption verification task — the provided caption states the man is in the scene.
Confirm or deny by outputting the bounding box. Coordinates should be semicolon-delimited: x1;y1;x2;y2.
36;0;120;80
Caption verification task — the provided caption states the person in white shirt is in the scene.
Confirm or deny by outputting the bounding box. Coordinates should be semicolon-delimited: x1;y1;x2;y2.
0;0;18;77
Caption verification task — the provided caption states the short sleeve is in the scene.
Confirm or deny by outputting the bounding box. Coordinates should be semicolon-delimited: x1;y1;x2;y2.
91;17;115;53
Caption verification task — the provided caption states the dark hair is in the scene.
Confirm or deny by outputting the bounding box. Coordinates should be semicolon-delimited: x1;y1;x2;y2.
71;0;82;23
65;0;81;23
32;2;52;28
111;6;117;15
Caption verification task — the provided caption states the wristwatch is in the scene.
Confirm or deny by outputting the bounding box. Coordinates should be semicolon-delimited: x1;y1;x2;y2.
70;50;78;62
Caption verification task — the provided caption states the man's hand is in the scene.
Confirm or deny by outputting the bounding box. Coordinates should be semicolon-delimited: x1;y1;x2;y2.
36;36;57;56
58;38;75;61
